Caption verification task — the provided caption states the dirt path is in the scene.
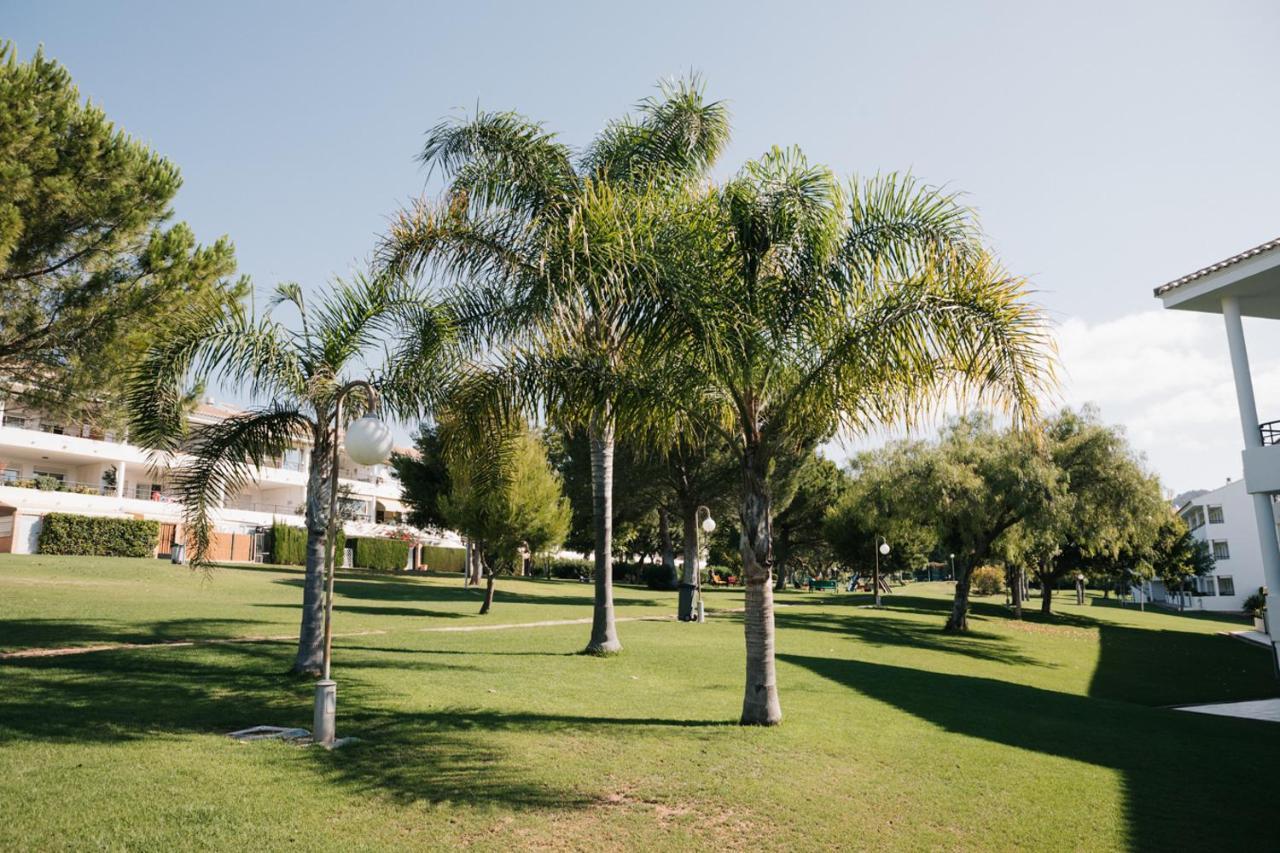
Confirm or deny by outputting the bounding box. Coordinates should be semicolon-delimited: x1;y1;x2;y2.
0;609;745;660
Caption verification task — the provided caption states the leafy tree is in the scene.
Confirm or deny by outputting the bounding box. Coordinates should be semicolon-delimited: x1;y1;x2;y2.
651;156;1053;723
128;275;452;674
0;43;245;423
661;434;740;618
825;441;938;583
379;77;729;654
913;416;1060;630
546;428;667;559
1028;408;1166;615
440;428;571;613
392;424;451;531
773;453;848;586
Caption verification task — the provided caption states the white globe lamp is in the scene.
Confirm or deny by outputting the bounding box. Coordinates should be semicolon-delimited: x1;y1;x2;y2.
879;541;891;556
344;416;393;466
701;515;716;534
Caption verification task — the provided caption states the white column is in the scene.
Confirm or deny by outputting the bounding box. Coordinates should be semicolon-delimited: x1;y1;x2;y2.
1223;297;1263;449
1223;296;1280;651
116;461;126;498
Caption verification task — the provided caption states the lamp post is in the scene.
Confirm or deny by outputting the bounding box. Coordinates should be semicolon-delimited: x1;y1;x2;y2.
694;506;715;623
313;379;393;747
873;536;890;607
949;553;955;581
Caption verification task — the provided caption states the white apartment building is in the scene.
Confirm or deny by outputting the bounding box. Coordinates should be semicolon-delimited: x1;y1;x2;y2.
1155;237;1280;633
0;396;464;563
1144;479;1274;612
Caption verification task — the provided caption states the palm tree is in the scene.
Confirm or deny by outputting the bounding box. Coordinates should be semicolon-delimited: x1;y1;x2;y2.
651;151;1055;724
127;274;452;674
378;77;729;654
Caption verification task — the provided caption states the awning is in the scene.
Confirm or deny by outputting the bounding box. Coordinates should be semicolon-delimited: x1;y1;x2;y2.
376;498;407;514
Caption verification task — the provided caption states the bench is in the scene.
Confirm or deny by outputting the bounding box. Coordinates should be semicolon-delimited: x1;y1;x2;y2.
808;579;839;592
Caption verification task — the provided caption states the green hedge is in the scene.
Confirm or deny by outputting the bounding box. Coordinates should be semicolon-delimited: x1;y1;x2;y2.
353;537;410;572
421;544;466;573
643;562;678;590
270;521;343;566
38;512;159;558
546;557;593;580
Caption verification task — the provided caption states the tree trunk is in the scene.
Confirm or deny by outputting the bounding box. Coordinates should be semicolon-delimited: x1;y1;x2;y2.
659;507;677;589
739;442;782;726
479;562;496;615
291;418;332;676
1012;565;1023;620
945;565;972;632
585;419;621;654
678;501;698;620
1041;576;1053;615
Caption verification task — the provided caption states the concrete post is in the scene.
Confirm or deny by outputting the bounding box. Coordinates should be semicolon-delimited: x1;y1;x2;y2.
1223;296;1280;657
313;679;336;745
116;461;126;498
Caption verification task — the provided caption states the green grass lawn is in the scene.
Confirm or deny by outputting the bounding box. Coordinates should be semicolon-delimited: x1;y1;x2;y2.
2;555;1277;851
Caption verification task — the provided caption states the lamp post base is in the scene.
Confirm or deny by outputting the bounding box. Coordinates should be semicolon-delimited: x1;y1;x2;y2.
312;679;336;746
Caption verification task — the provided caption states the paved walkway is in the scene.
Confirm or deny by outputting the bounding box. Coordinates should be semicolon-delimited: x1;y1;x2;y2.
1175;698;1280;723
1226;629;1272;649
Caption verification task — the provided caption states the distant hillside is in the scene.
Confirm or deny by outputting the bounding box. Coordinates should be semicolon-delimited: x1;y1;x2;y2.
1171;488;1209;507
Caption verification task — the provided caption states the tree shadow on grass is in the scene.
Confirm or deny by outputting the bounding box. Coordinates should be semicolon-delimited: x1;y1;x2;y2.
253;603;468;620
0;617;275;653
779;652;1280;852
773;610;1046;667
274;576;663;609
0;644;723;812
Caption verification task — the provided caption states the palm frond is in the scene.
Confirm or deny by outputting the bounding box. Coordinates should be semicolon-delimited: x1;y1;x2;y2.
171;406;312;569
127;301;307;452
582;74;730;185
419;109;577;217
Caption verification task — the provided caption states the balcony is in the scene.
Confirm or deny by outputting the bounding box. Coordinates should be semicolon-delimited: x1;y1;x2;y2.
1244;421;1280;494
0;469;112;496
1262;421;1280;446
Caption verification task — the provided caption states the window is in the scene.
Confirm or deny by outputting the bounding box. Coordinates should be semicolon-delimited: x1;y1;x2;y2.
38;423;64;435
1184;506;1206;530
32;470;65;482
1217;576;1235;597
1212;540;1231;560
1208;505;1225;524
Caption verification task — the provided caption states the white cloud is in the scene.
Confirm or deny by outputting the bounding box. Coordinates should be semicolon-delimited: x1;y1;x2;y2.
1057;309;1280;494
823;308;1280;495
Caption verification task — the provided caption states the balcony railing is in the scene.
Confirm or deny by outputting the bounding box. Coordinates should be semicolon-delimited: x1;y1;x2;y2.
1262;421;1280;446
0;470;112;496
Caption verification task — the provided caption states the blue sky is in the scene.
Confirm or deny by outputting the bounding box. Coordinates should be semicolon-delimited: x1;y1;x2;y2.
8;0;1280;490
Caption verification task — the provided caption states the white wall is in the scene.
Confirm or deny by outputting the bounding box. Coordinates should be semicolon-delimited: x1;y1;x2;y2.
1180;479;1274;611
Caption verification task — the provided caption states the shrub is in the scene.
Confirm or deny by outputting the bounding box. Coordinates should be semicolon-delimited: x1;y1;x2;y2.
643;561;677;590
421;544;466;573
1243;589;1267;617
970;565;1006;596
270;521;343;566
353;537;410;572
548;557;593;580
38;512;159;558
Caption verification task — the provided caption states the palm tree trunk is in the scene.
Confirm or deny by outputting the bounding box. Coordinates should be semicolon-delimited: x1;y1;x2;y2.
739;442;781;726
292;419;333;676
678;501;698;620
659;507;677;589
585;418;621;654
